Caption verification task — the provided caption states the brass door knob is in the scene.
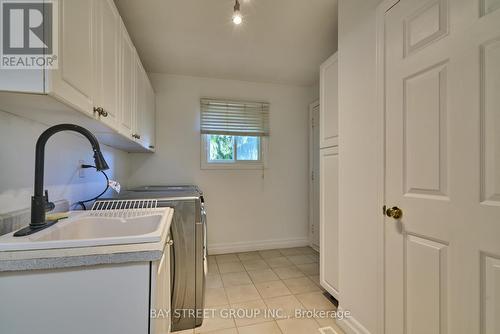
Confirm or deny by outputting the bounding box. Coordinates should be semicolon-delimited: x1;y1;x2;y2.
385;206;403;219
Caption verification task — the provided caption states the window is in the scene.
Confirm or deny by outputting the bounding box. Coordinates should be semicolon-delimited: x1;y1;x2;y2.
200;98;269;169
207;134;261;162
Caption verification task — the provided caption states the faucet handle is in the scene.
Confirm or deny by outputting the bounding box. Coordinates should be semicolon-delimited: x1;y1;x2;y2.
44;190;55;212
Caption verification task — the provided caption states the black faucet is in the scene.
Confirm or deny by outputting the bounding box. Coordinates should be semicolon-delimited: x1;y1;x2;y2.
14;124;109;237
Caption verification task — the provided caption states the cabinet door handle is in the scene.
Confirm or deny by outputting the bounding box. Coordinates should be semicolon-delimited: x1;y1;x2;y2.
93;107;108;117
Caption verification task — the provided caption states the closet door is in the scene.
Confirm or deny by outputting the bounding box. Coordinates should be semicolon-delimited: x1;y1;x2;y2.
319;145;339;299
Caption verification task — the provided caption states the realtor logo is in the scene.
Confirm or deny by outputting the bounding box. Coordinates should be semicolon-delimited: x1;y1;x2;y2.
1;0;58;68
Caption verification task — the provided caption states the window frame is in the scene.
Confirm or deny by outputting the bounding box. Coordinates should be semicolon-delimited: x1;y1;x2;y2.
201;134;268;170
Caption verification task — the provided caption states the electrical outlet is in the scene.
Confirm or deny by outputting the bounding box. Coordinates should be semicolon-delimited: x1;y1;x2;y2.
78;160;85;178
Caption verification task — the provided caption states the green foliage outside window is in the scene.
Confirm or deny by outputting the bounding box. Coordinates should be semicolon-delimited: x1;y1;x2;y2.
208;135;260;162
209;135;234;160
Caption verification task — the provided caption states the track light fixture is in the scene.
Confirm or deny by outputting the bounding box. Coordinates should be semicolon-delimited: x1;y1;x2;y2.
232;0;242;25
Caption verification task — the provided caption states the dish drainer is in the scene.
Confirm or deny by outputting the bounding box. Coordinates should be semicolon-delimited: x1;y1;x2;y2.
90;199;164;218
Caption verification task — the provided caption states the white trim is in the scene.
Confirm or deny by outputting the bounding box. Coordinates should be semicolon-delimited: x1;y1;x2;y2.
207;237;310;255
375;1;401;334
309;100;320;249
337;306;373;334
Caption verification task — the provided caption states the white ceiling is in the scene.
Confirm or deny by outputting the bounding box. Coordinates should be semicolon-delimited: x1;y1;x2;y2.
114;0;338;86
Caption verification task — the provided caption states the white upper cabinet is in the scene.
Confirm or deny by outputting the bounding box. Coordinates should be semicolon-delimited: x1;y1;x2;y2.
134;57;146;143
119;25;136;139
144;79;156;151
0;0;155;153
49;0;95;116
134;59;156;151
93;0;121;128
319;53;338;148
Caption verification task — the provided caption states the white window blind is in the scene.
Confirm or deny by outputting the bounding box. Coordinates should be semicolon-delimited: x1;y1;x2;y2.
200;98;270;137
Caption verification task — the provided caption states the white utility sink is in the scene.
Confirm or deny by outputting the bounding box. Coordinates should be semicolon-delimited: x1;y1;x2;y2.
0;208;172;251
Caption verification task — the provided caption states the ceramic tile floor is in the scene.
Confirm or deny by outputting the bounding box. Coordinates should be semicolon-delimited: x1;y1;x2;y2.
175;247;345;334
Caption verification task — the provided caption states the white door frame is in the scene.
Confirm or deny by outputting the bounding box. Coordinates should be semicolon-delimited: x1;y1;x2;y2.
337;1;403;334
373;1;402;334
335;2;400;333
309;100;319;251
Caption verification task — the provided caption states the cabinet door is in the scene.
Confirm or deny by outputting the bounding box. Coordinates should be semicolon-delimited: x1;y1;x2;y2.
147;83;156;150
49;0;94;116
119;27;136;138
0;262;151;334
135;60;155;149
150;239;172;334
141;74;156;150
319;53;338;148
93;0;120;128
319;146;339;299
134;59;146;145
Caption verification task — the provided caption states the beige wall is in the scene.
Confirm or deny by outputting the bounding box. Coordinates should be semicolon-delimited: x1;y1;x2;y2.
0;111;129;214
128;73;315;253
338;0;384;333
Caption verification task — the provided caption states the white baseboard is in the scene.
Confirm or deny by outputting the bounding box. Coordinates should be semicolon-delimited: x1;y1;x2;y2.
208;237;310;255
337;307;372;334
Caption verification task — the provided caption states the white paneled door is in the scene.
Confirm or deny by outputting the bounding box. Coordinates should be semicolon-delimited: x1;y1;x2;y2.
384;1;500;334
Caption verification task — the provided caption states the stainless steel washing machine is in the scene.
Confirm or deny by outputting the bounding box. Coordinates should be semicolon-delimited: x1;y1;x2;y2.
114;185;207;332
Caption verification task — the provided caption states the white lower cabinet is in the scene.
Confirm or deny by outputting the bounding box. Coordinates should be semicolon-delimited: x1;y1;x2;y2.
150;240;172;334
319;146;340;299
0;252;171;334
